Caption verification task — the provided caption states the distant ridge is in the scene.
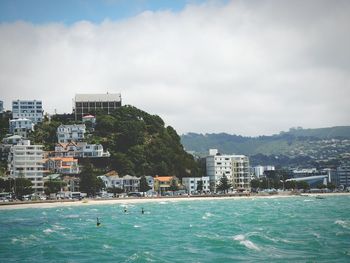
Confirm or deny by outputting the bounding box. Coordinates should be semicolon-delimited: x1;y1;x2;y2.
180;126;350;156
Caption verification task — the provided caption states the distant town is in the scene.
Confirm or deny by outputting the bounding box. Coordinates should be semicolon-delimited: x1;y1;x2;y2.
0;94;349;202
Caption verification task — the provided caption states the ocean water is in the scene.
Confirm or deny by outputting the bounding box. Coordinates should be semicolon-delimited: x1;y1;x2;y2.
1;196;350;262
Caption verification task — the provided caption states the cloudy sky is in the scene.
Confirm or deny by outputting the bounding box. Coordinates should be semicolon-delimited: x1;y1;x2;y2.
0;0;349;136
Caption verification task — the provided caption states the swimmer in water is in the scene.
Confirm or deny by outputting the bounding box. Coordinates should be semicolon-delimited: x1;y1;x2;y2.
141;208;144;214
97;217;101;227
124;207;127;213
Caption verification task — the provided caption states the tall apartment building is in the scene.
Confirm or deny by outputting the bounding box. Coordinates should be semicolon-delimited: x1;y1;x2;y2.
336;165;350;187
74;93;122;120
57;124;86;143
12;100;43;124
206;149;250;192
182;176;210;194
8;140;44;193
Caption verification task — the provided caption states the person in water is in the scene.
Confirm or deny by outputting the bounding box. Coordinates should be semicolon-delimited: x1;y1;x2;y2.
96;217;101;227
124;207;127;213
141;208;144;214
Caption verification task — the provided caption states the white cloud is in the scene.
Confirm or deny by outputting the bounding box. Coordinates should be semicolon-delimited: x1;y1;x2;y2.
0;0;349;136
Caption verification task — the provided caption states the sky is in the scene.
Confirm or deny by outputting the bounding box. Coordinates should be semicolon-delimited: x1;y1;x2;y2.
0;0;349;136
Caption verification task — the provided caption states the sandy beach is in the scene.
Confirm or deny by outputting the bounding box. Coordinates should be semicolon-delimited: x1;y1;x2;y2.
1;192;349;210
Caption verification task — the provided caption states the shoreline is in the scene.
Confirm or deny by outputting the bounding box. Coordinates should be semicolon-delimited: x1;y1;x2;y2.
0;192;349;210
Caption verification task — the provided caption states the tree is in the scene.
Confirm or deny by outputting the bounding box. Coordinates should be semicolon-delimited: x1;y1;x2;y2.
296;181;309;191
169;178;178;193
79;164;104;196
250;179;260;190
44;179;66;195
139;175;151;196
197;180;203;193
327;182;336;191
217;174;231;194
14;178;33;199
107;186;124;197
285;180;296;190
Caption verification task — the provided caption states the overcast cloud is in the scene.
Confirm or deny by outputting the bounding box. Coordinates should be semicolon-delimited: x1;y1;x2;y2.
0;0;349;136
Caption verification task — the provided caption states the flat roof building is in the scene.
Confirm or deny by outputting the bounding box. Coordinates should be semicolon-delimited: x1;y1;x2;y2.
74;93;122;120
12;100;43;124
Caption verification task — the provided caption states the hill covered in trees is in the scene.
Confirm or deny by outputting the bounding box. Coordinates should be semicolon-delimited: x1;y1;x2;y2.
30;105;200;178
181;126;350;167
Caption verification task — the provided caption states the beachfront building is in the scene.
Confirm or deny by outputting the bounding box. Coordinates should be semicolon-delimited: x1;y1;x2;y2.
98;172;144;192
8;140;44;193
182;176;210;194
252;165;275;178
54;142;110;158
9;118;34;138
206;149;250;192
154;176;180;194
74;93;122;120
336;165;350;187
56;124;86;143
44;157;80;175
12;100;43;124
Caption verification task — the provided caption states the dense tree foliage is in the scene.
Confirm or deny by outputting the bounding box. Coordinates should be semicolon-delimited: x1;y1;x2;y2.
217;175;231;193
44;179;66;195
139;175;151;194
13;178;34;198
79;164;104;196
92;106;200;178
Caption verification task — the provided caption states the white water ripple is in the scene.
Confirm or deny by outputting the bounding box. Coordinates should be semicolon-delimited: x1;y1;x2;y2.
233;234;261;251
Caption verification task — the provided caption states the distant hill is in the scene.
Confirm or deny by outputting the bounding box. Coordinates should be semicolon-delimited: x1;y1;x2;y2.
180;126;350;159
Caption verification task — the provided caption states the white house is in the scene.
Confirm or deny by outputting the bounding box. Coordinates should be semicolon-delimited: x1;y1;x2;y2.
8;140;44;193
182;176;210;194
57;124;86;143
9;118;34;138
54;142;110;158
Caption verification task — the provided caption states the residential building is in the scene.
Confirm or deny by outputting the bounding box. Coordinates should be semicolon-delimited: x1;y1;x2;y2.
0;135;23;161
57;124;86;143
54;142;110;158
82;114;96;124
44;157;80;175
74;93;122;120
8;140;44;193
336;165;350;187
98;172;144;193
154;176;179;194
9;118;34;138
182;176;210;194
206;149;250;192
252;165;275;178
12;100;43;124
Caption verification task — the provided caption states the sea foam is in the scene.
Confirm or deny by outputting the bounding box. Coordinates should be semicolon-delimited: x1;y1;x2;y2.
233;234;261;251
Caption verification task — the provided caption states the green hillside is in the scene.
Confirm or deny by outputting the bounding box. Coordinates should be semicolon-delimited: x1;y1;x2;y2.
29;105;200;178
181;126;350;157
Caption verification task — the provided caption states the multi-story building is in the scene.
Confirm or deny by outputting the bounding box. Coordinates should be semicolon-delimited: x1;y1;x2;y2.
206;149;250;192
252;165;275;178
54;142;110;158
98;172;148;193
9;118;34;138
336;165;350;187
74;93;122;120
182;176;210;194
44;157;80;175
8;140;44;193
154;176;180;194
56;124;86;143
12;100;43;124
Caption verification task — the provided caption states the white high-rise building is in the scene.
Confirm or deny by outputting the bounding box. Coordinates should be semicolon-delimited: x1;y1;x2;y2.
12;100;43;124
8;140;44;193
57;124;86;143
206;149;250;192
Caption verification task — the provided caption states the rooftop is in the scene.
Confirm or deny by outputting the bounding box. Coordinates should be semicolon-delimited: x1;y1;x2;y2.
75;93;121;102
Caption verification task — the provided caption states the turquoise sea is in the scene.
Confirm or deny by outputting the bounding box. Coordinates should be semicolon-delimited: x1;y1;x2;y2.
1;196;350;262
